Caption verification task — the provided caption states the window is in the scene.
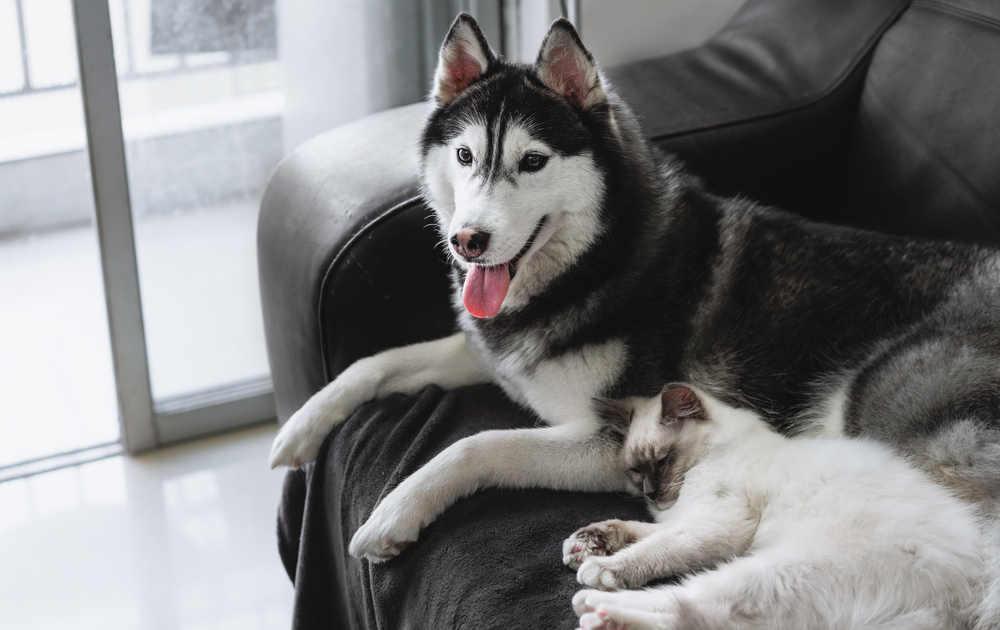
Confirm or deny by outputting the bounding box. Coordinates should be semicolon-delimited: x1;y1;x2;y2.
0;0;283;476
0;0;120;472
4;0;731;477
0;0;508;477
110;0;278;404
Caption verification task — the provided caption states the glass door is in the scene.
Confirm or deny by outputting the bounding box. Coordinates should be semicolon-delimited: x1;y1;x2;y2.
108;0;276;431
1;0;508;474
0;0;120;473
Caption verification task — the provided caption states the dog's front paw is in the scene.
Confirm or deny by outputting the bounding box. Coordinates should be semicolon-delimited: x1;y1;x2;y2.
348;496;424;562
269;379;365;468
564;520;634;569
269;404;329;468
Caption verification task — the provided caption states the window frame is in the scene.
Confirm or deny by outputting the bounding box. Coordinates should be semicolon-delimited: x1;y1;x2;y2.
72;0;276;457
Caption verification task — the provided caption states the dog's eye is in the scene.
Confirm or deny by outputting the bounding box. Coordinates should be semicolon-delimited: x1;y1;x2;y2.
519;153;548;173
457;147;473;165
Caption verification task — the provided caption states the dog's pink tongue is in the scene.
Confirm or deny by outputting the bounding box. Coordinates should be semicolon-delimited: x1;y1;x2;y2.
463;264;510;318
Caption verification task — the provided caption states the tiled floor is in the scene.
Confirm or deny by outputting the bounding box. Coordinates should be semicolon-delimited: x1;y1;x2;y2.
0;423;294;630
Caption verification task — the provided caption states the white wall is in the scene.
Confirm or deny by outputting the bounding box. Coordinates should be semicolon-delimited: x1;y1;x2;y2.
580;0;745;66
511;0;745;67
277;0;427;153
278;0;746;151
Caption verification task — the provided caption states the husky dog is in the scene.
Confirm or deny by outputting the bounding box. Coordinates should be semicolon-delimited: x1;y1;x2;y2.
564;385;982;630
269;13;1000;622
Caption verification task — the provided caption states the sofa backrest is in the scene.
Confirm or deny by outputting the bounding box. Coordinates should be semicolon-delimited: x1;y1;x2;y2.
611;0;1000;245
840;0;1000;244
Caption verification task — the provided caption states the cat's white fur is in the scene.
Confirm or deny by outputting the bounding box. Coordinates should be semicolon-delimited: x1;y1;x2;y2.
564;386;984;630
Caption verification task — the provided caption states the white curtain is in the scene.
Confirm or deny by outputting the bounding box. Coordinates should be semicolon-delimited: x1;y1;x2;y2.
278;0;501;152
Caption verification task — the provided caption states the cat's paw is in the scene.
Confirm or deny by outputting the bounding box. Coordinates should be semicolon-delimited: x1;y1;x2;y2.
580;604;672;630
578;605;631;630
348;493;424;561
573;589;612;616
564;520;634;569
577;557;629;591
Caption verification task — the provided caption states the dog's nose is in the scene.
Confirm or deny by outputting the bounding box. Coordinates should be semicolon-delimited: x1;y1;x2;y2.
450;229;490;259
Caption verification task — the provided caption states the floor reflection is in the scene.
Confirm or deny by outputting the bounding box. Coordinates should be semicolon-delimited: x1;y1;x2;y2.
0;423;293;630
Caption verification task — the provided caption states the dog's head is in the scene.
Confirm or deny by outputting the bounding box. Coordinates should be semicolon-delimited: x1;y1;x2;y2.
420;14;613;319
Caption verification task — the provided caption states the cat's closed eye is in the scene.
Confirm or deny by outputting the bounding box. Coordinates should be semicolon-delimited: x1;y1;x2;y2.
656;449;673;468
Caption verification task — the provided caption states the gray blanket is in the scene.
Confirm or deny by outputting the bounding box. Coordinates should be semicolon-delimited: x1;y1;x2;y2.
277;384;652;629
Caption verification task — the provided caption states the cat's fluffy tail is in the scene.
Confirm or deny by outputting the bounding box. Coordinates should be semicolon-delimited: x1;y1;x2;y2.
669;600;719;630
856;609;960;630
671;604;953;630
972;516;1000;630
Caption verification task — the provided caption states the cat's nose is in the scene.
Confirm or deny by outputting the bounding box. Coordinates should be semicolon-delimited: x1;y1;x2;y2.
642;477;657;499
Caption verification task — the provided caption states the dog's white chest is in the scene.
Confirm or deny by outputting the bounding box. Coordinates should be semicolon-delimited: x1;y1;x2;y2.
466;325;628;427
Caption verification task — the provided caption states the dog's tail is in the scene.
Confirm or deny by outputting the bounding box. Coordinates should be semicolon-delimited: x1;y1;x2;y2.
907;419;1000;507
905;419;1000;630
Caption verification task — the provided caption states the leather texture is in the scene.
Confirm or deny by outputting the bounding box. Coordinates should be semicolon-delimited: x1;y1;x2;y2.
258;103;431;422
841;0;1000;242
609;0;910;223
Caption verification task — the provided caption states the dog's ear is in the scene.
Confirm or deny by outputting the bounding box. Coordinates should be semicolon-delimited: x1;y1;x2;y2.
536;18;605;110
433;13;496;104
661;385;705;424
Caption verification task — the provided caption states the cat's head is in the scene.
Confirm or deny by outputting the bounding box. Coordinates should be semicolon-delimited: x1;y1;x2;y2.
596;384;708;510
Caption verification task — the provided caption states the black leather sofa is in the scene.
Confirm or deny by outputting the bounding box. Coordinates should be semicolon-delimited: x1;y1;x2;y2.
260;0;1000;627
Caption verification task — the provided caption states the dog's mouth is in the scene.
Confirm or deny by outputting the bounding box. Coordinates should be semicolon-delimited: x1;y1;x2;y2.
462;216;547;319
509;216;547;279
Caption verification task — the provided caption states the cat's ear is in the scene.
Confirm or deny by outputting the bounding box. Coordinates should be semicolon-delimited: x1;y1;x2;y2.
536;18;605;110
661;385;704;423
433;13;496;103
593;397;633;442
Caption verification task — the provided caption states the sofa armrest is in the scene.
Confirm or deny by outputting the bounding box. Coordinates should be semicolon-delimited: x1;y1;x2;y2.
258;103;453;423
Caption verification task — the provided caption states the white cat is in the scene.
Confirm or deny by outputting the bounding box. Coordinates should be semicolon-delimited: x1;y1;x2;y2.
562;385;983;630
